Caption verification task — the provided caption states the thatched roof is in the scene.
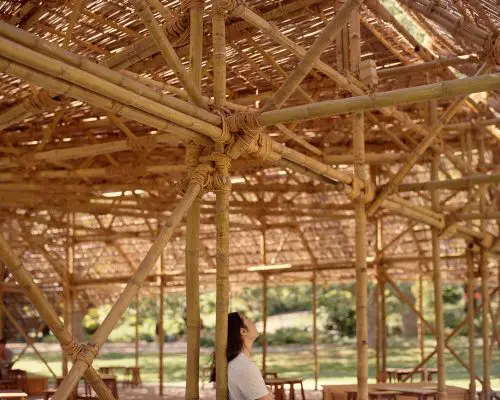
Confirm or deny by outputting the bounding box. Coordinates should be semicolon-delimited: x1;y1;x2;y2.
0;0;499;321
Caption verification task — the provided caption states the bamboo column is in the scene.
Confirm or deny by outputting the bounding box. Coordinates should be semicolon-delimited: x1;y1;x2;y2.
63;212;74;376
312;270;319;390
213;2;230;399
0;263;3;340
417;265;425;375
429;98;446;400
261;228;268;374
135;294;140;369
465;129;476;400
375;211;386;381
478;132;490;400
351;9;368;400
159;252;165;396
185;1;204;395
262;273;268;374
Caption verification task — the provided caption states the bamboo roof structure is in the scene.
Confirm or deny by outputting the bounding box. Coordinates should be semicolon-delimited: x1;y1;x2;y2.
0;0;499;339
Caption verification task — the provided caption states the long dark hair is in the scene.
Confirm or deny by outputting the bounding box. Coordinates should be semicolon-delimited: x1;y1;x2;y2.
209;312;247;383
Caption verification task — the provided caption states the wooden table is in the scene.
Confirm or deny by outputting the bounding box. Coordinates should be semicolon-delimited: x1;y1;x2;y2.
386;369;425;383
265;378;305;400
388;385;437;400
99;366;141;388
346;390;402;400
0;390;28;400
322;383;468;400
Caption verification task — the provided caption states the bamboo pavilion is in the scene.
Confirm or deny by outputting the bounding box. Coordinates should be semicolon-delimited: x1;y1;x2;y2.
0;0;499;399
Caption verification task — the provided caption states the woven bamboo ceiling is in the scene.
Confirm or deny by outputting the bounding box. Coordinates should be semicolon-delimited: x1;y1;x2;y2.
0;0;499;312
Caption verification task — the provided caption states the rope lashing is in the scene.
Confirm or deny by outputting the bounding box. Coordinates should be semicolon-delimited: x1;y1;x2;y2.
200;152;232;192
23;89;66;114
180;0;205;12
210;105;233;144
246;132;275;161
128;135;158;153
61;340;83;359
226;111;262;159
439;213;460;240
75;342;99;366
177;163;213;196
185;142;203;172
479;231;494;249
213;0;238;14
345;175;375;203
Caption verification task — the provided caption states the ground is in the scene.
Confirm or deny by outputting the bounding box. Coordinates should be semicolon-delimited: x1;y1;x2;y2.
10;336;500;394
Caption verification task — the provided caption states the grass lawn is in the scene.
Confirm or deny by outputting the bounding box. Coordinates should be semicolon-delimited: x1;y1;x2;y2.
14;337;499;391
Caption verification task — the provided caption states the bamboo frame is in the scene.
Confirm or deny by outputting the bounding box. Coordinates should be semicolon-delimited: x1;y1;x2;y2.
261;228;268;374
159;252;165;397
312;270;319;391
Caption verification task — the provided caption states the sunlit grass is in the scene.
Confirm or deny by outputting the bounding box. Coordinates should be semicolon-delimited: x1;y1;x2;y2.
14;337;499;391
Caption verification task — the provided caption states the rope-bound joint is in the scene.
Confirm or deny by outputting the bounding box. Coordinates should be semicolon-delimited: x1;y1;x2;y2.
346;175;375;203
177;163;213;196
61;340;83;359
75;342;99;366
23;89;66;114
226;111;262;159
484;34;500;65
213;0;238;15
200;152;232;192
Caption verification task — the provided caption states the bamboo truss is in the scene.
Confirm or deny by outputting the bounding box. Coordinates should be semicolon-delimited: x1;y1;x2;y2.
0;1;499;399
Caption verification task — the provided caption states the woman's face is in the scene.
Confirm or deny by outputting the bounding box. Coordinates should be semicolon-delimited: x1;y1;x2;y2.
241;316;259;342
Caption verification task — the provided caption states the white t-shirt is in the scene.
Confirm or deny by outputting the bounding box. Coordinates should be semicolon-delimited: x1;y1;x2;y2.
228;353;268;400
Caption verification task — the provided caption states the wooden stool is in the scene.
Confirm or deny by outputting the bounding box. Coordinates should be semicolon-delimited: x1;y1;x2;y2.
123;367;141;388
43;388;56;400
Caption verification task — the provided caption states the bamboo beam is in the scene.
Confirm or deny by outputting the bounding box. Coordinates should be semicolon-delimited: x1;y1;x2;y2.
417;265;425;375
261;0;363;112
0;233;116;400
135;294;140;369
378;56;479;78
466;249;476;399
261;228;268;374
0;22;219;126
131;0;207;108
0;264;3;340
51;176;205;400
0;57;210;145
398;173;500;192
258;69;499;127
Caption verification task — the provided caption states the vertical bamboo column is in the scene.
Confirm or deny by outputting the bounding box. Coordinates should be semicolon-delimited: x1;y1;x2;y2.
429;98;446;400
159;252;165;396
417;265;425;376
135;294;140;369
213;2;229;398
186;1;204;397
465;129;476;400
312;270;319;390
63;212;74;376
0;263;4;339
262;273;268;374
350;9;368;400
478;132;490;400
261;228;268;373
381;261;387;374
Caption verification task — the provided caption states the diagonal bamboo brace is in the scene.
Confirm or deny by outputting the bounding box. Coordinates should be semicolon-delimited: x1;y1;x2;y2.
52;166;211;400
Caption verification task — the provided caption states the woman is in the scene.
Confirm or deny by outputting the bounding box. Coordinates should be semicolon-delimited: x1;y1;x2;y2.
210;312;272;400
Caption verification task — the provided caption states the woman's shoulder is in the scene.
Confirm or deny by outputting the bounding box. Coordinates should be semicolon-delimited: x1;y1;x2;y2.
228;353;256;370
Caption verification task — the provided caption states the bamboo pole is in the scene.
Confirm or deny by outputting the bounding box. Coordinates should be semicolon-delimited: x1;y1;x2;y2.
478;132;490;400
418;266;425;375
261;0;363;112
466;249;476;400
378;56;479;78
0;57;210;145
159;252;165;396
375;212;383;382
0;264;3;340
312;270;319;390
135;294;140;369
63;213;73;376
52;178;205;400
258;71;499;126
213;2;230;399
429;96;447;400
367;62;492;216
0;234;116;400
262;273;268;374
351;9;368;400
261;228;268;374
398;173;500;192
131;0;207;108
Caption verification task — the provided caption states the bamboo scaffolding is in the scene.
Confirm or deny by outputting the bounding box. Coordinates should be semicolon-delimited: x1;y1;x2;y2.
466;249;476;400
132;0;207;109
258;69;499;127
261;228;268;374
417;266;425;374
261;0;363;112
0;233;117;400
52;178;205;400
312;270;319;391
367;62;492;216
398;174;500;192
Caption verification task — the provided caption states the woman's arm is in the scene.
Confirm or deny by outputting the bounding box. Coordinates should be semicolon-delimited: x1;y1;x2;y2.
256;394;273;400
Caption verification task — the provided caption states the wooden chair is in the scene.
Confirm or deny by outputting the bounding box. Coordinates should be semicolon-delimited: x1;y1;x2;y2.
123;367;141;388
7;370;27;393
0;380;17;390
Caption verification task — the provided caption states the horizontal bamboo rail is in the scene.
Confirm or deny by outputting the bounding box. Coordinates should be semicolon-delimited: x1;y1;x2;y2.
324;152;406;164
378;56;479;78
398;173;500;192
258;72;500;126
